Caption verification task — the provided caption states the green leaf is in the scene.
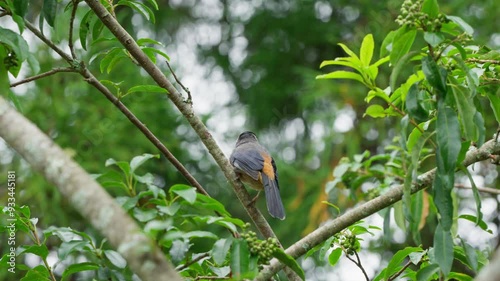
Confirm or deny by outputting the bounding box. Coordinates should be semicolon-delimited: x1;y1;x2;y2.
185;231;218;239
391;29;417;66
458;214;492;234
212;238;233;266
133;208;157;222
360;34;374;66
126;85;168;96
416;264;440;281
79;10;95;51
406;83;430;123
328;248;343;266
459;238;478;272
230;238;257;280
486;92;500;124
104;250;127;269
422;56;447;95
105;158;131;176
380;30;396;57
390;51;421;92
364;104;386;118
436;105;461;173
423;32;445;47
0;27;29;62
130;153;159;173
316;70;365;84
13;0;29;17
273;248;305;280
19;245;49;259
384;246;423;279
422;0;439;18
433;223;453;276
170;184;197;204
58;241;90;260
20;265;50;281
447;15;474;35
100;48;127;74
459;166;482;225
447;272;473;281
118;0;156;23
61;262;99;281
42;0;57;27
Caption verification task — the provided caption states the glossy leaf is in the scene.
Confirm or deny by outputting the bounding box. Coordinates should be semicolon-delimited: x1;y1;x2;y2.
391;29;417;66
406;83;430;122
230;238;257;280
273;248;305;280
451;85;477;141
42;0;57;27
433;224;453;276
212;238;233;266
416;264;440;281
61;262;99;281
447;15;474;35
316;70;365;84
422;56;447;95
170;184;197;204
423;32;445;47
384;246;423;280
360;34;374;66
130;153;159;173
328;248;343;266
422;0;439;18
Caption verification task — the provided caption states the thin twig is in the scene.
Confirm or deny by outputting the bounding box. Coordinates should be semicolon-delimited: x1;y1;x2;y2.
68;0;79;59
165;60;192;103
387;259;414;281
455;183;500;195
23;20;209;198
10;67;77;87
194;276;229;280
175;253;210;271
30;223;57;281
344;251;369;281
466;58;500;65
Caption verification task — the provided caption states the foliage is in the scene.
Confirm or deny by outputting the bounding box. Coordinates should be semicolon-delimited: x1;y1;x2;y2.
316;0;498;279
0;0;499;280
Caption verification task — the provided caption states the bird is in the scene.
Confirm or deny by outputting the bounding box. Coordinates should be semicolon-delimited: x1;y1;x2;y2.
229;131;286;220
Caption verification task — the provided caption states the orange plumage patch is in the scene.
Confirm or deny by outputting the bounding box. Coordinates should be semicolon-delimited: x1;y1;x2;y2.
261;153;275;180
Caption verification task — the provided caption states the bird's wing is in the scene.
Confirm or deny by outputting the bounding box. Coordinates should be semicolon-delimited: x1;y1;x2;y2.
230;148;264;181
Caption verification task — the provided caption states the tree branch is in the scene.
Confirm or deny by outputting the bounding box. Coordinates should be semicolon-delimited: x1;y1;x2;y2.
82;2;299;278
455;183;500;195
83;0;278;240
0;96;182;281
68;0;79;59
9;67;77;87
23;20;208;197
256;138;500;280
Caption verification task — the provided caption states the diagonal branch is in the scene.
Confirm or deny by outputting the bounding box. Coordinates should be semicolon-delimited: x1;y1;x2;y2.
10;67;77;87
83;0;278;240
0;95;182;281
256;138;500;280
23;20;207;197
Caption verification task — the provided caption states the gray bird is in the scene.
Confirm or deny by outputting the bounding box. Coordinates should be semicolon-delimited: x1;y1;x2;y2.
230;131;286;220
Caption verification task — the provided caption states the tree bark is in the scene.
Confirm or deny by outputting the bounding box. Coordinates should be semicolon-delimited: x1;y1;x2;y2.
0;96;182;281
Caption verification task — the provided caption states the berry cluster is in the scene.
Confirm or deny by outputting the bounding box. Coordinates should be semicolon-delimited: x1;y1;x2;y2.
241;230;279;265
396;0;448;31
334;231;360;256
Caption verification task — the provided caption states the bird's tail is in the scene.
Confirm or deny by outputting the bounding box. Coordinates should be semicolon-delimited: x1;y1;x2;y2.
262;176;286;220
